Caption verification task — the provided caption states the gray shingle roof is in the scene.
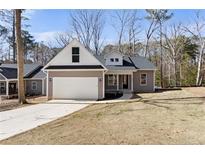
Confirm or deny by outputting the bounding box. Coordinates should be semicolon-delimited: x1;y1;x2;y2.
95;54;156;71
0;64;46;79
130;56;156;70
0;67;17;79
31;70;46;79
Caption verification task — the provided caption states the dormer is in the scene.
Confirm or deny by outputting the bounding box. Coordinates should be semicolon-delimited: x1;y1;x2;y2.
104;52;123;66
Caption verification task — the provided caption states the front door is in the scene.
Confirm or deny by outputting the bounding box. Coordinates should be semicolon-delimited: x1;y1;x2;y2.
9;82;17;95
123;75;128;89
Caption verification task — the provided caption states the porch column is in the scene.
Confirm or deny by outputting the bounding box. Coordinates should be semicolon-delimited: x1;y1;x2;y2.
6;81;9;96
102;71;105;98
117;74;119;91
42;79;45;95
131;73;133;92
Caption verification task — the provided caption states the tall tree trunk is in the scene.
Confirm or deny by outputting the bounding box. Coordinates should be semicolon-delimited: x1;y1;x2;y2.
15;9;26;104
145;40;149;58
196;44;204;86
12;10;16;63
159;23;164;88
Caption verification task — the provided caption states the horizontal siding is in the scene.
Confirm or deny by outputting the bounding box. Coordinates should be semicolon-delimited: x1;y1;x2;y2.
25;80;42;96
133;70;154;92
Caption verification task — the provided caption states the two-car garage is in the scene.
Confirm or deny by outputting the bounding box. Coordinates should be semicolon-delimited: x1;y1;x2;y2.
47;70;104;100
44;39;106;100
52;77;99;100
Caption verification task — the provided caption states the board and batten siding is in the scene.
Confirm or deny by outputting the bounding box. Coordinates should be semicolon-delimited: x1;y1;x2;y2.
133;70;155;92
47;71;104;100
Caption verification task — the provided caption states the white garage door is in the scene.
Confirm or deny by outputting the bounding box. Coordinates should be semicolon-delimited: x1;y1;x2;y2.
53;77;98;99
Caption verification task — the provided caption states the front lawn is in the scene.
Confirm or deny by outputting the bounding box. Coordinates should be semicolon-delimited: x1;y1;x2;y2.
1;88;205;144
0;96;47;112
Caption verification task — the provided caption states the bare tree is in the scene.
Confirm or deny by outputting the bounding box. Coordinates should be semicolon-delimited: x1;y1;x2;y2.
92;10;104;55
70;10;104;54
54;32;72;48
145;9;173;88
111;10;132;53
127;10;141;56
111;10;141;55
183;11;205;86
163;24;186;86
144;10;159;58
15;9;26;104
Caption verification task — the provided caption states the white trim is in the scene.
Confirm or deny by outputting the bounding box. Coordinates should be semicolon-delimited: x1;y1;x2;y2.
131;73;133;91
153;70;156;91
106;70;134;75
6;81;9;95
31;81;38;91
140;73;148;86
46;72;49;97
0;81;6;94
42;79;45;95
117;74;119;90
24;78;44;80
0;78;45;81
46;69;106;71
7;79;17;81
102;71;105;98
0;73;7;80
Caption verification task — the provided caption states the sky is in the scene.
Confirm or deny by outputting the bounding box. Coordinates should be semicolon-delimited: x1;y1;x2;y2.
23;9;204;46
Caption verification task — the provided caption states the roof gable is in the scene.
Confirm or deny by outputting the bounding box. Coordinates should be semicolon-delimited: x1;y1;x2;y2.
0;64;44;79
0;67;17;79
44;39;106;69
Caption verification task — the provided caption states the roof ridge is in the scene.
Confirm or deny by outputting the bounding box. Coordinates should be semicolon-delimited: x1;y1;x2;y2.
25;65;43;78
128;57;139;69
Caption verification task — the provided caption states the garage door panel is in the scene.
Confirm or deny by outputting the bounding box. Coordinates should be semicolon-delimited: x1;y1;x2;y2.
53;77;98;99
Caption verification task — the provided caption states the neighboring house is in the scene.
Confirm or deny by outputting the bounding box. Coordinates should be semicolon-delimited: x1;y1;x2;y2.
0;64;46;97
44;39;156;100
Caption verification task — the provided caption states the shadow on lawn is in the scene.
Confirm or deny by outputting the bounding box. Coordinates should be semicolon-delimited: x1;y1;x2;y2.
141;96;205;110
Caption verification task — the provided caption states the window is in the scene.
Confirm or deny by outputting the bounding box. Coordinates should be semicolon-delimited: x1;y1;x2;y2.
0;82;5;91
108;74;117;86
115;58;119;62
140;73;147;85
31;81;37;90
72;47;80;63
110;58;114;62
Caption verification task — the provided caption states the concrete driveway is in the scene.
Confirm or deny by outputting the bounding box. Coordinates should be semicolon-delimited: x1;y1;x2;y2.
0;100;90;141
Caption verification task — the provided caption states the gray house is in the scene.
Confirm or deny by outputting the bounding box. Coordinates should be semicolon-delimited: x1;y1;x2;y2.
44;39;156;100
0;64;46;97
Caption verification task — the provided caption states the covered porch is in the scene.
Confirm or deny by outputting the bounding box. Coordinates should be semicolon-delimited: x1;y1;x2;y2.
105;71;134;93
0;80;18;97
